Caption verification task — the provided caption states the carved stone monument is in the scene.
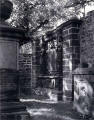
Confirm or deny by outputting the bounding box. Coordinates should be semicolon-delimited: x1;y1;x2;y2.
0;0;30;120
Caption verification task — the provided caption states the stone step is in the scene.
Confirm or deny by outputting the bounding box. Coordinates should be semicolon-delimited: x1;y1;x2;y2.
0;102;26;113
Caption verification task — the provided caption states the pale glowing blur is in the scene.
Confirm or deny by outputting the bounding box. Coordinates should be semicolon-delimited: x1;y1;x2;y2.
27;108;54;116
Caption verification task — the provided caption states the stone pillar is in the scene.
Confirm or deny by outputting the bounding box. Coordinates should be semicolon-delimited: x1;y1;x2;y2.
0;0;30;120
56;30;63;101
62;18;82;101
32;37;41;88
19;54;32;98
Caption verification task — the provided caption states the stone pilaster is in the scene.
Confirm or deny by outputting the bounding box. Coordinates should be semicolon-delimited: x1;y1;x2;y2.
32;38;41;88
62;18;82;101
19;54;32;98
56;30;63;101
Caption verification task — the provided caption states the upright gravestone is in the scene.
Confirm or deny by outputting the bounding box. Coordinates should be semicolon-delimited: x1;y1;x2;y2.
73;63;94;118
0;0;30;120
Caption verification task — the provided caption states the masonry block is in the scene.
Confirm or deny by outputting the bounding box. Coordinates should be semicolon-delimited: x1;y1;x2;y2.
19;54;32;98
62;18;82;101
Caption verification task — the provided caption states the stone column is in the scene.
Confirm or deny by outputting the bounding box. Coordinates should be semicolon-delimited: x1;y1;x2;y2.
62;18;82;101
56;30;63;101
0;0;30;120
32;37;41;88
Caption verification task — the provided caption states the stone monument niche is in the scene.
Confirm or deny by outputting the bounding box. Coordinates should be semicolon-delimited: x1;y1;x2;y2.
0;0;30;120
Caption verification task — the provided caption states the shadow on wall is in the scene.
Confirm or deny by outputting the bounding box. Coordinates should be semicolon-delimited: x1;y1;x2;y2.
19;70;32;98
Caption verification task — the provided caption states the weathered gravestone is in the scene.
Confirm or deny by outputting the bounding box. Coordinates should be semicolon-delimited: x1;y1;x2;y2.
73;63;94;118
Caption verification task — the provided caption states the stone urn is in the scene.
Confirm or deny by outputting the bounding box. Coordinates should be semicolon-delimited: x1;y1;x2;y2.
0;0;13;21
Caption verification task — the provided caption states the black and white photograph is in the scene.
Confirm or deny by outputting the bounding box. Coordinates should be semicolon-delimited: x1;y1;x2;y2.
1;0;94;120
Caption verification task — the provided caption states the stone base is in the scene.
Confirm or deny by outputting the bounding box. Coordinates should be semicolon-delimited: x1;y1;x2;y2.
47;89;63;101
0;101;26;113
1;112;30;120
0;69;31;120
0;101;31;120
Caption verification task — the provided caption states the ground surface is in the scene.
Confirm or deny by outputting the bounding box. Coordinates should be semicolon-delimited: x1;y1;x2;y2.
20;88;94;120
21;98;94;120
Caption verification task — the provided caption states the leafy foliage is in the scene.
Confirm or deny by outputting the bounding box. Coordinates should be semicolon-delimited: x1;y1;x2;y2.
65;0;94;17
9;0;76;35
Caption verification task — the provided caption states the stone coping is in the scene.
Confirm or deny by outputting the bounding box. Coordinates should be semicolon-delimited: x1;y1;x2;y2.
0;68;19;73
0;24;25;34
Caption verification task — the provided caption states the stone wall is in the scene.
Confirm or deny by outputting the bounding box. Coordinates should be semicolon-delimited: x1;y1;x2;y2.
80;10;94;64
62;10;94;101
19;54;32;98
38;19;82;101
19;38;41;97
62;19;82;101
18;10;94;101
32;38;41;88
0;69;19;101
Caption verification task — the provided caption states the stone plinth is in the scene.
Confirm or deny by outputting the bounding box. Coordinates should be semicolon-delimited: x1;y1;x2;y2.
0;0;30;120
